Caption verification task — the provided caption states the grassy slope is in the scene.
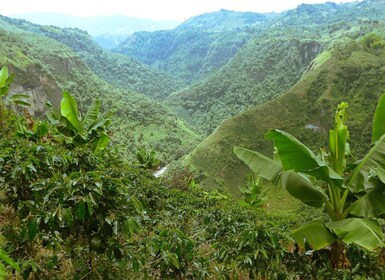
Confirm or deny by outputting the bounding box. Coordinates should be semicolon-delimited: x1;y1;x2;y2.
0;17;199;162
186;39;385;211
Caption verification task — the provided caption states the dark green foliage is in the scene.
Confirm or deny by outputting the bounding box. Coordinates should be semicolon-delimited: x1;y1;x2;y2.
115;22;256;84
1;86;385;279
136;147;160;170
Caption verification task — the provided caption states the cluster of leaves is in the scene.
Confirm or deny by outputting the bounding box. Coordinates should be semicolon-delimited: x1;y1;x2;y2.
235;95;385;268
1;86;385;279
239;174;267;207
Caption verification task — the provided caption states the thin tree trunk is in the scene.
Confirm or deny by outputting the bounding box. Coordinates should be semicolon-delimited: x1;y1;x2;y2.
330;240;350;269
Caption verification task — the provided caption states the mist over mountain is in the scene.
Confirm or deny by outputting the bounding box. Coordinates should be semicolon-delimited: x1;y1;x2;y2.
12;13;180;49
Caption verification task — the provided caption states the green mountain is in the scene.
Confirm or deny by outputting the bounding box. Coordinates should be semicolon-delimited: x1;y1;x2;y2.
11;13;181;49
0;16;199;162
114;10;273;83
165;38;321;134
2;16;185;101
178;9;277;32
164;0;385;135
186;33;385;195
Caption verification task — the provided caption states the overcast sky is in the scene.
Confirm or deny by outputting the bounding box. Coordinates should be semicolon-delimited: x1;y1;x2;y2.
2;0;360;21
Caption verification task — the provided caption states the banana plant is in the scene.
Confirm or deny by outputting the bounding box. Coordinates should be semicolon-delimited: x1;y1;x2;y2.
234;97;385;268
47;91;111;153
0;66;30;107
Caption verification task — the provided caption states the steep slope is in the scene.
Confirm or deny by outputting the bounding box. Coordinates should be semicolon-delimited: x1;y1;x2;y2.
114;10;275;83
12;13;180;49
187;35;385;195
0;16;199;162
166;0;385;135
1;16;185;101
166;38;321;134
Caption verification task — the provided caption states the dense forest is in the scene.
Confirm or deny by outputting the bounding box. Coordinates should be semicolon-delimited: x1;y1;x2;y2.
3;0;385;278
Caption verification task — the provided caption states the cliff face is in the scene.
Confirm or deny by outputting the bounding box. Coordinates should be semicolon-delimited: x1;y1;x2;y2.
8;66;61;116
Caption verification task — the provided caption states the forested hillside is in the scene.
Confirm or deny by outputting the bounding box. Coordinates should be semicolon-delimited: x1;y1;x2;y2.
3;0;385;278
187;33;385;195
0;16;199;162
163;0;385;134
114;10;272;83
166;38;320;133
1;16;186;101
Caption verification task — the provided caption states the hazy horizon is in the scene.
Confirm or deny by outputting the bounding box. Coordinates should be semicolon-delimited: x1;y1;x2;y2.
2;0;360;21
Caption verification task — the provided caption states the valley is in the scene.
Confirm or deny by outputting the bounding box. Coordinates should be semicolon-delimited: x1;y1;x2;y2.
2;0;385;278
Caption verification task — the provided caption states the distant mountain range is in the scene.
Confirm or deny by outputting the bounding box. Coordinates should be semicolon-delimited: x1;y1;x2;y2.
11;13;181;49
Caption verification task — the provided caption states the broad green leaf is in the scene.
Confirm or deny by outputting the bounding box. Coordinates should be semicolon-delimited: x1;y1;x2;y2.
326;218;384;250
10;93;29;100
76;201;86;220
163;252;179;269
58;117;77;137
350;185;385;218
234;146;325;207
123;218;140;238
35;123;48;138
60;91;81;133
83;99;100;130
9;94;30;107
131;196;143;214
93;134;109;154
86;199;94;216
28;218;38;241
348;134;385;193
291;222;336;250
90;117;111;132
0;66;8;88
233;146;282;182
372;94;385;143
0;262;6;279
0;249;20;271
266;129;342;184
146;240;159;257
280;171;326;208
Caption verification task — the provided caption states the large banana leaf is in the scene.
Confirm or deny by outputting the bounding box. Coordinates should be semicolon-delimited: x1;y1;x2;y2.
326;218;384;250
350;185;385;218
83;99;100;130
233;147;282;182
281;171;325;207
61;91;81;133
347;134;385;193
372;94;385;144
291;221;336;250
92;133;110;154
0;67;8;89
234;147;325;207
265;129;342;184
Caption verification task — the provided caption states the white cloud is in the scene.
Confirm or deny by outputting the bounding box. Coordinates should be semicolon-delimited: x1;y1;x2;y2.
2;0;360;21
